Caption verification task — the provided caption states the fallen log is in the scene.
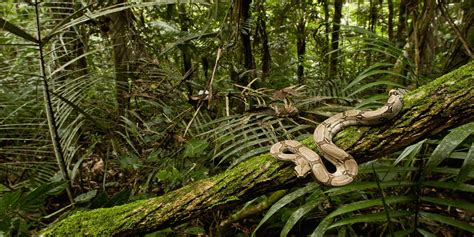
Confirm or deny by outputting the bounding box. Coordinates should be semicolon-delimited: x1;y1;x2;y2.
41;62;474;236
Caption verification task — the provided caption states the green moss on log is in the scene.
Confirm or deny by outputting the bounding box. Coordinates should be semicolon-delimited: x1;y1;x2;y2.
41;62;473;236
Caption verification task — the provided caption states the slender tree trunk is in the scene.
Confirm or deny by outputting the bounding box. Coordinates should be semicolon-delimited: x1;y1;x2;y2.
260;22;271;80
412;0;436;76
322;0;330;76
296;1;306;84
230;0;255;87
323;0;330;44
396;0;409;47
369;0;377;32
241;0;255;84
388;0;394;41
108;1;134;118
328;0;343;79
255;0;271;79
42;62;474;237
178;4;193;95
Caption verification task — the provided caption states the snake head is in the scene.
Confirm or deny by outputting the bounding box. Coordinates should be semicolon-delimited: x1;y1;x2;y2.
294;158;312;177
389;88;408;97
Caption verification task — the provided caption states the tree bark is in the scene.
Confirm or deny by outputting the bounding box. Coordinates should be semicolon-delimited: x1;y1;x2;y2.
41;62;474;236
412;0;436;76
240;0;256;85
108;0;134;118
178;4;194;95
296;6;306;84
369;0;377;33
255;0;271;80
388;0;394;41
396;0;409;47
328;0;343;79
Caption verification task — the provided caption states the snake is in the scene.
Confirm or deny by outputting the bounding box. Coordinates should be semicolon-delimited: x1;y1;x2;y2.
270;89;406;186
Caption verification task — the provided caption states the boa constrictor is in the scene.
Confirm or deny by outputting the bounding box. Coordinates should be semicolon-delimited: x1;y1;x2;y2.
270;89;406;186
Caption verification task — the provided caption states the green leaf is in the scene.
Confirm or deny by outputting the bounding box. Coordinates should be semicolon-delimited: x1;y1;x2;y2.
252;183;319;236
19;182;66;212
49;90;106;131
416;228;436;237
280;189;325;237
183;226;206;235
425;122;474;170
74;190;98;203
106;189;131;207
355;94;387;109
0;17;39;43
183;138;209;158
394;139;427;166
325;196;413;220
0;191;21;213
419;211;474;233
457;142;474;183
422;181;474;192
324;181;415;196
328;210;412;229
347;80;404;97
393;228;415;237
312;197;413;237
343;62;397;91
420;196;474;211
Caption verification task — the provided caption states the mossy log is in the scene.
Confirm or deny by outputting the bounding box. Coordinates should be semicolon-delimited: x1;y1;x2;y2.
41;62;474;236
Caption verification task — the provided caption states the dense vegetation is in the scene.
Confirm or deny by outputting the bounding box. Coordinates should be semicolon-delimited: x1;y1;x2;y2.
0;0;472;236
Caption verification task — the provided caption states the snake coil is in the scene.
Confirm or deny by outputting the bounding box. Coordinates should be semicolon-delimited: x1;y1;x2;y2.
270;89;406;186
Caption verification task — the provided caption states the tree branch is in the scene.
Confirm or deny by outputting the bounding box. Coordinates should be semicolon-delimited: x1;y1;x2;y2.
41;62;474;236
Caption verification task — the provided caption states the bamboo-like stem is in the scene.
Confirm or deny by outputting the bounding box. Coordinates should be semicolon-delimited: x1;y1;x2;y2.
34;0;74;205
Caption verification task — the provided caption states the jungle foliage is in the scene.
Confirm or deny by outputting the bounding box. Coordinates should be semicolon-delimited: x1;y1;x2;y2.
0;0;473;236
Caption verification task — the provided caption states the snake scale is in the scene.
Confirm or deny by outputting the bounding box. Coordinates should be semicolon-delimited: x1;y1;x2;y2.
270;89;406;186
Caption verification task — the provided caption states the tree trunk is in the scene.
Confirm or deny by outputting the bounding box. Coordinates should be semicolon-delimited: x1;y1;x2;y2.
412;0;436;76
41;62;474;236
388;0;394;41
178;4;194;95
328;0;343;79
296;7;306;84
369;0;377;33
321;0;330;76
255;0;271;80
396;0;409;47
108;1;134;118
239;0;255;85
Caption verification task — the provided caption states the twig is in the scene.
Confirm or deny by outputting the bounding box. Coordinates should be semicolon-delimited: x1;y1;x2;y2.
207;48;222;109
